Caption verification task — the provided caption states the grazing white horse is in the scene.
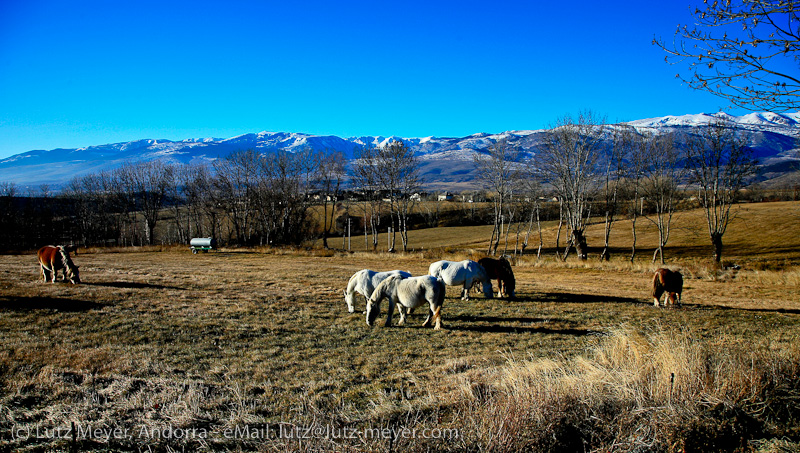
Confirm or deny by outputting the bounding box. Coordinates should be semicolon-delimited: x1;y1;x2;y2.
367;275;446;330
344;269;412;313
428;259;492;300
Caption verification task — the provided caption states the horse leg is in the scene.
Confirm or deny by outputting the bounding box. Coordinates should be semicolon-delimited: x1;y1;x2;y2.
40;264;49;282
653;287;663;307
422;308;432;327
461;281;470;300
397;305;407;326
432;305;442;330
384;298;395;327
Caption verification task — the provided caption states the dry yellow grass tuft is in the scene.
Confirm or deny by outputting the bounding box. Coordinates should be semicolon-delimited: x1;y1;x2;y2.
453;326;800;452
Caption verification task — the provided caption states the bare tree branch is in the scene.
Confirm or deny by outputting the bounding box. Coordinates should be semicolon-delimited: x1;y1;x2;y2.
654;0;800;111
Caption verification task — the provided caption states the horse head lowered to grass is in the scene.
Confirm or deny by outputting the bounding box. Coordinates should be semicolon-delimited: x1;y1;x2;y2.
652;268;682;307
344;269;412;313
478;256;516;299
366;275;446;330
37;245;80;284
428;259;492;300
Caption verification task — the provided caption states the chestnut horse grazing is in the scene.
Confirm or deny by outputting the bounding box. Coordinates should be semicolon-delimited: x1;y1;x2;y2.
652;268;681;307
37;245;80;284
478;256;516;298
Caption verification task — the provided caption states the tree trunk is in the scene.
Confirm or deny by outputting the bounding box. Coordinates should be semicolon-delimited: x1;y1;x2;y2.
652;246;664;264
555;200;564;261
487;221;498;256
572;229;588;260
712;232;724;263
630;215;638;263
600;211;612;261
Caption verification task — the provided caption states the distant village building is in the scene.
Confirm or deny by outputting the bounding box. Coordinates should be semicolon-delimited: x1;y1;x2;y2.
438;192;454;202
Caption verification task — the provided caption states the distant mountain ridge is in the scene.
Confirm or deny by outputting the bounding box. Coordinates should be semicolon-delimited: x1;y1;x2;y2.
1;112;799;190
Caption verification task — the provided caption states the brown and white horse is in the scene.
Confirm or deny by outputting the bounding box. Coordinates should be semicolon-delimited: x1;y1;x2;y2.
652;268;681;307
37;245;80;284
478;256;516;298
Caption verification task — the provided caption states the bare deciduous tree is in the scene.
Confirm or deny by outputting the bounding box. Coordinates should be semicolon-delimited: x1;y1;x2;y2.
599;126;631;261
351;144;382;251
641;132;684;264
114;160;175;245
686;118;758;263
375;140;420;252
655;0;800;112
474;138;523;256
537;111;605;260
519;179;545;259
314;150;347;249
213;150;260;245
626;126;650;263
259;148;316;245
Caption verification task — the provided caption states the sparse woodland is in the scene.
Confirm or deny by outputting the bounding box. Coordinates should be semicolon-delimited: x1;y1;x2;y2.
0;117;787;266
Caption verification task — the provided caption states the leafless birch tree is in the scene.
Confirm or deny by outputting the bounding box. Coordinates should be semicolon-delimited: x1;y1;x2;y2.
641;132;684;264
686;118;758;263
474;138;524;255
314;150;347;249
537;111;605;260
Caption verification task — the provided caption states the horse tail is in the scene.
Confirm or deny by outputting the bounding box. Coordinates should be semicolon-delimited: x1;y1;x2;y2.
435;277;446;307
652;269;666;298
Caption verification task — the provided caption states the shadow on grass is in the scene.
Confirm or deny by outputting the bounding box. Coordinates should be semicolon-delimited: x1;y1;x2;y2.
449;314;546;324
683;303;800;315
447;324;597;335
515;292;643;305
84;281;184;290
444;313;596;335
0;296;105;311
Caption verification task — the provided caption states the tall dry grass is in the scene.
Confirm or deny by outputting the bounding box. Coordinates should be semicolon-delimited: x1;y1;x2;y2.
447;326;800;452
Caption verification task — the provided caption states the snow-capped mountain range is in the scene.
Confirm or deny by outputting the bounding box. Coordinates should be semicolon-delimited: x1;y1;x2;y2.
1;112;798;190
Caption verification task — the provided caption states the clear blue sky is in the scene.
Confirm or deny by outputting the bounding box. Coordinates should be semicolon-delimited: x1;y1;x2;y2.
0;0;747;159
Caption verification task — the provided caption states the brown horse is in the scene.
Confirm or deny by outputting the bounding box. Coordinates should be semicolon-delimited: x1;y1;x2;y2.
652;268;681;307
37;245;80;284
478;256;515;298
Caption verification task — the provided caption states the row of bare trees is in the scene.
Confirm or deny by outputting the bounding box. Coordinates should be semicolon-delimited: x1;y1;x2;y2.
350;140;420;252
1;119;759;262
474;113;758;264
53;149;349;248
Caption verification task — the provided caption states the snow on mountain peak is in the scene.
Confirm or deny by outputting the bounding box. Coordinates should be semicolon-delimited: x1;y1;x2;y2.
629;111;800;130
2;111;800;188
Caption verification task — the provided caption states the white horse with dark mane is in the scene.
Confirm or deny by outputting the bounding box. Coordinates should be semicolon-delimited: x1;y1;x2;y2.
366;275;446;330
428;259;492;300
344;269;411;313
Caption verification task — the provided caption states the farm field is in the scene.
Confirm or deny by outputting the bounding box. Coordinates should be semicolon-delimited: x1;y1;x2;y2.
1;201;799;452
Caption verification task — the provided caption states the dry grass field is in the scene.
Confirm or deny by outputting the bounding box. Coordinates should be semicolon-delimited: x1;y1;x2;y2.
1;201;799;452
